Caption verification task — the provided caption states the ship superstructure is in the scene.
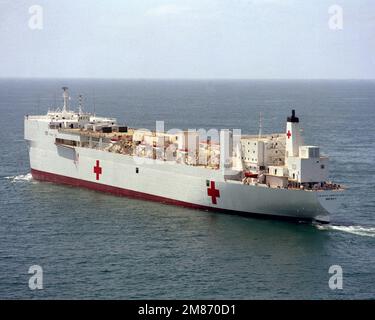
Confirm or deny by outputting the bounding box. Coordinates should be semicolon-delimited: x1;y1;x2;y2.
24;88;344;223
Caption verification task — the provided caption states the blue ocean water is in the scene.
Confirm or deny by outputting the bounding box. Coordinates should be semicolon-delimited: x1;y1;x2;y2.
0;79;374;299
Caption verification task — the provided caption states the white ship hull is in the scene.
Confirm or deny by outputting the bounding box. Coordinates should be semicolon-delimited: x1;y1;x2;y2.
26;119;343;223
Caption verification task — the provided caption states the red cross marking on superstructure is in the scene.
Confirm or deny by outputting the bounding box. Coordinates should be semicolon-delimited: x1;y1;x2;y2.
93;160;102;180
287;130;292;139
207;181;220;205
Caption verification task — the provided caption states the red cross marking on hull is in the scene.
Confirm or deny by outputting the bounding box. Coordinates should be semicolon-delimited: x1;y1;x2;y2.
93;160;102;180
207;181;220;204
287;130;292;139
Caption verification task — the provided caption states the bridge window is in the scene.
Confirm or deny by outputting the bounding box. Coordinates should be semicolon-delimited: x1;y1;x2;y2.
55;138;77;146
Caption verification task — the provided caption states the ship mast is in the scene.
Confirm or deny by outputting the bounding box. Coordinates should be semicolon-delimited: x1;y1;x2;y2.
62;87;69;113
78;94;83;114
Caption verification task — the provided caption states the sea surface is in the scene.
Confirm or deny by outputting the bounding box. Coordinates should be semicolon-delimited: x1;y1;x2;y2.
0;79;374;299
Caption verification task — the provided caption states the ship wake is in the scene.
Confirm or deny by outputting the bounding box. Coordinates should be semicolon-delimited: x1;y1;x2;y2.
5;173;33;182
316;224;375;237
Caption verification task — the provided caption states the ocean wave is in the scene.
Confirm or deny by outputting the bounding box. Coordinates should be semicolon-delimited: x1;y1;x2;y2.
316;224;375;237
4;173;33;182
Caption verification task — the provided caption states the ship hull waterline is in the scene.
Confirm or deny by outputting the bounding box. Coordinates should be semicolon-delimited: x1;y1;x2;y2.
30;168;332;224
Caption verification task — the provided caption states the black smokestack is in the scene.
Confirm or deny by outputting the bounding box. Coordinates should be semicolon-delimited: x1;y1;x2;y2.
287;109;299;123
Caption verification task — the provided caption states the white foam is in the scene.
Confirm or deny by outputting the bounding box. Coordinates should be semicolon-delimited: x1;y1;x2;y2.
317;224;375;237
5;173;33;182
